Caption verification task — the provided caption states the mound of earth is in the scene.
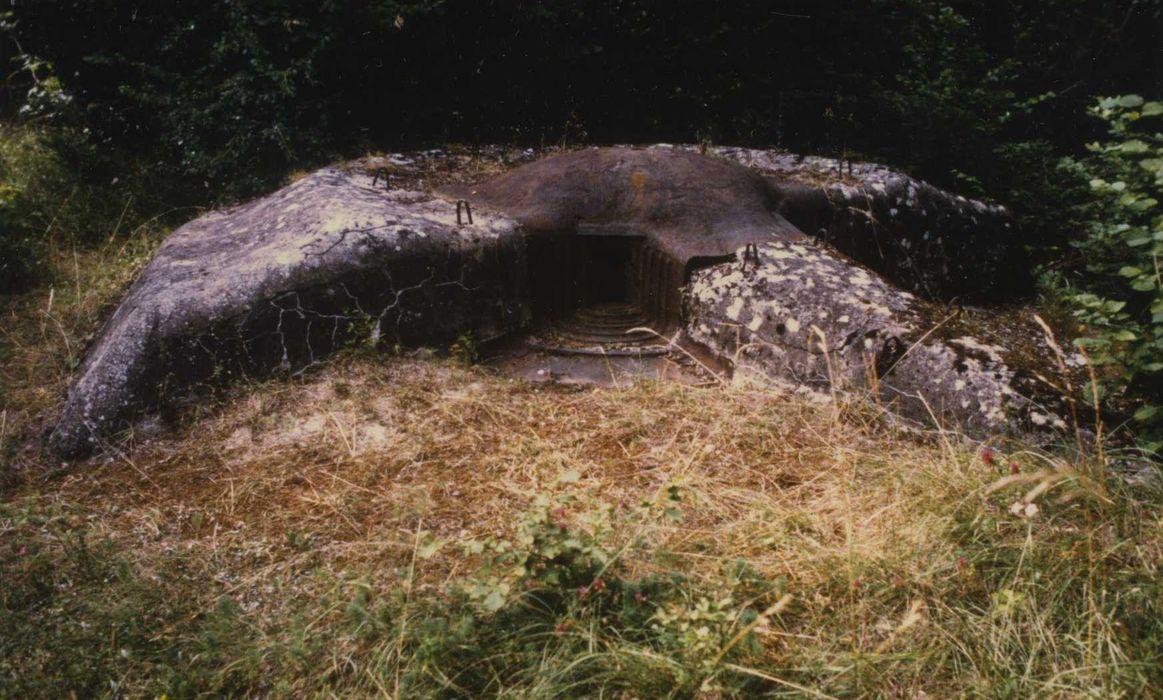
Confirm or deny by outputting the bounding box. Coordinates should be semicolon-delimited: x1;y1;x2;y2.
48;145;1076;459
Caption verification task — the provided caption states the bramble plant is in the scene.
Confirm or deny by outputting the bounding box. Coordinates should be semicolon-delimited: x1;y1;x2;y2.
1063;95;1163;449
449;332;479;369
445;477;785;696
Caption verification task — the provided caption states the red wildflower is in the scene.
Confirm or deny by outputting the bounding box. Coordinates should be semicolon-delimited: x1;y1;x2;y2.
980;446;995;466
634;592;648;604
578;585;590;599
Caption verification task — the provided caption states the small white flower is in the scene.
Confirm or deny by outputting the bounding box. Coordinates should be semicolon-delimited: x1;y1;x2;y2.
1010;501;1040;518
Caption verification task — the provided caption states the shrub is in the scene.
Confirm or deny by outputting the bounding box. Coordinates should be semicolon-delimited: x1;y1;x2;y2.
0;123;150;292
389;483;787;697
0;125;68;290
1062;95;1163;448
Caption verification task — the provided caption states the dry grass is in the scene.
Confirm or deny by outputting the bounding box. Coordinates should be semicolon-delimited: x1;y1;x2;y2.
4;354;1161;696
2;242;1161;698
1;225;166;469
18;357;936;573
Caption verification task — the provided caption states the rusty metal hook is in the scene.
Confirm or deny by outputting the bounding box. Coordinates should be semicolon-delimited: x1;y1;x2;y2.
740;243;760;271
456;200;473;226
372;168;391;189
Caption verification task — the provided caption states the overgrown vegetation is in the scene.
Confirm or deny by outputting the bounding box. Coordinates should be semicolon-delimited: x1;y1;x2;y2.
0;222;164;479
1059;96;1163;447
1;347;1160;697
2;2;1159;200
0;239;1160;696
0;119;172;292
0;126;87;290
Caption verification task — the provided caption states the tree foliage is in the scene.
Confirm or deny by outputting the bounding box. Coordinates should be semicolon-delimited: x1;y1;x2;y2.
1063;96;1163;446
4;1;1158;200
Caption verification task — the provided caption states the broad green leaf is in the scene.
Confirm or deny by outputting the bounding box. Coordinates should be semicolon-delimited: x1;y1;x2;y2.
482;590;506;612
1133;405;1160;422
1132;277;1158;292
1141;101;1163;116
1117;95;1145;108
418;537;444;560
1119;266;1143;277
1119;139;1151;154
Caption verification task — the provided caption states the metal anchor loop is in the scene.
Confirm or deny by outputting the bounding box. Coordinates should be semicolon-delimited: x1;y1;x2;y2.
372;168;391;189
740;243;760;271
456;200;474;226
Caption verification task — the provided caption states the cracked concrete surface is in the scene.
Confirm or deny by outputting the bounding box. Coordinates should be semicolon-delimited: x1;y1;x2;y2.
49;165;526;457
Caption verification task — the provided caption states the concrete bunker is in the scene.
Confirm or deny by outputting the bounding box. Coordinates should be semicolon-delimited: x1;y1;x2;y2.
49;145;1054;459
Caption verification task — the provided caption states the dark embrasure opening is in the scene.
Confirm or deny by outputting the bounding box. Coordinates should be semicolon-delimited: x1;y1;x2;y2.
526;232;685;343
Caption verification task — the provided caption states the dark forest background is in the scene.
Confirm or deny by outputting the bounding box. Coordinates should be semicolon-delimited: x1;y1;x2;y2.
2;0;1162;437
4;1;1160;204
